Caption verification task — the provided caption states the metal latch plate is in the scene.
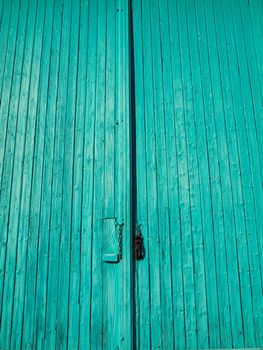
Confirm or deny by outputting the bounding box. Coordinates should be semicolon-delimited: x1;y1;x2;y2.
102;253;119;263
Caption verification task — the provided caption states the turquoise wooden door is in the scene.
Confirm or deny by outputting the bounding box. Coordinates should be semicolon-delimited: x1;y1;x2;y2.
1;0;263;349
133;0;263;349
0;0;132;349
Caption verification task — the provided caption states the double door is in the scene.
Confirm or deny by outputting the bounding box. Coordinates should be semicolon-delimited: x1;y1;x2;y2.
0;0;263;349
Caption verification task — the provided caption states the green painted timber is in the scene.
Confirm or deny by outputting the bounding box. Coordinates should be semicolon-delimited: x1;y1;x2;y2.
133;0;263;349
0;0;132;349
0;0;263;349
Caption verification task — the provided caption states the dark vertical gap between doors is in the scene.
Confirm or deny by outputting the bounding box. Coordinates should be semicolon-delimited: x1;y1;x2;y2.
129;1;137;349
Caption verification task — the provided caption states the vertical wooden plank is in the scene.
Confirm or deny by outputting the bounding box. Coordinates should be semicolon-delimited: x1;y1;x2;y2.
201;0;246;347
54;0;74;344
0;0;30;346
193;0;235;347
79;0;98;349
239;0;263;173
249;0;263;92
151;1;175;348
118;0;133;348
66;0;84;348
33;0;62;347
10;0;46;348
165;1;188;348
174;1;202;347
102;218;122;350
102;1;121;349
247;0;263;181
43;0;70;347
89;0;106;347
183;2;218;345
0;0;4;27
0;0;12;100
132;0;151;348
211;0;257;346
140;0;163;348
103;0;115;220
54;0;80;348
0;0;21;325
227;0;263;345
180;0;210;347
246;3;263;340
30;1;56;348
239;0;263;317
0;0;21;184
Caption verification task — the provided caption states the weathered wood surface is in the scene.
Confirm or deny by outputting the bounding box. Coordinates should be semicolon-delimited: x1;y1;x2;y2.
1;0;263;349
133;0;263;349
0;0;132;349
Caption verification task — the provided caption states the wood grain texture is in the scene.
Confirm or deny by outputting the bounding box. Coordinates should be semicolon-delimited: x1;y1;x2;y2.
1;0;263;349
133;0;263;349
0;0;132;349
